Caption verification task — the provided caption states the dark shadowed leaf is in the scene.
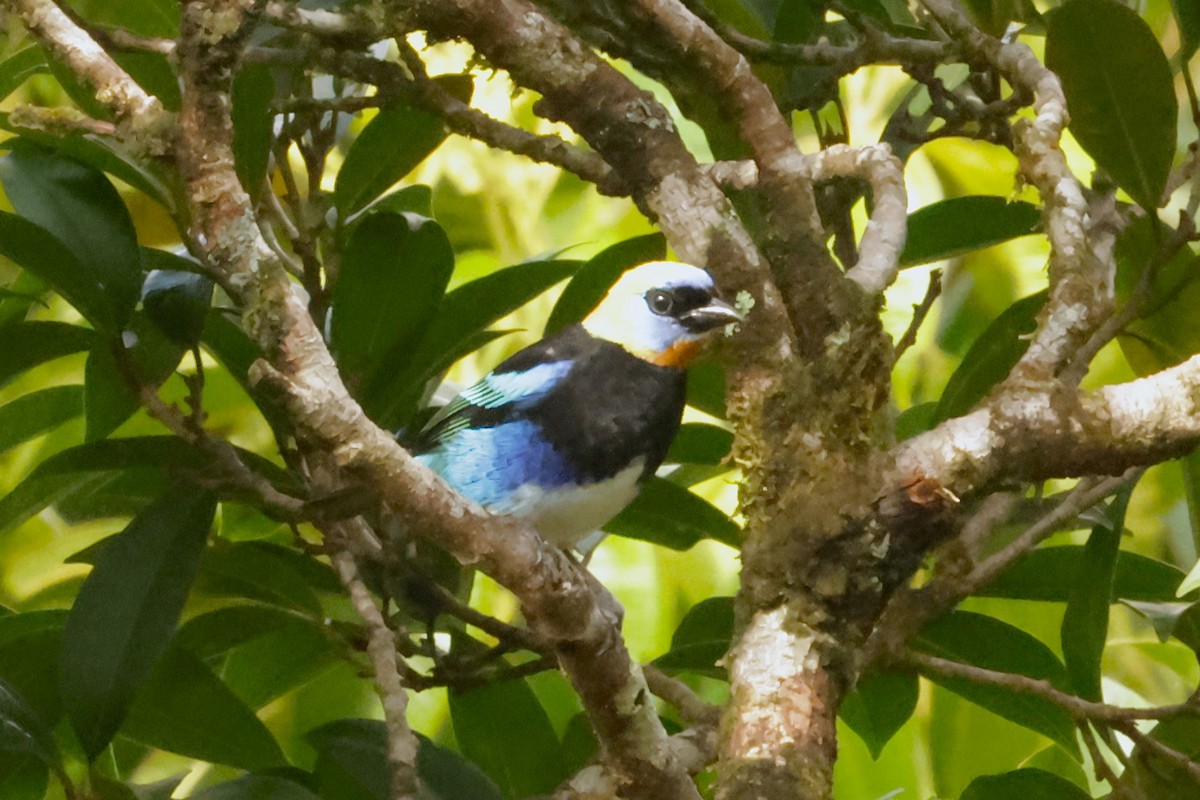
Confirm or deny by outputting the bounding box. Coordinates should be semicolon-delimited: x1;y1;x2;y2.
122;645;286;769
331;212;453;388
605;477;740;549
1046;0;1177;210
0;677;62;775
914;611;1079;754
417;734;505;800
839;670;919;759
0;385;83;455
0;144;143;324
130;777;184;800
194;542;323;616
334;75;472;215
981;547;1186;602
307;718;389;800
933;291;1046;422
176;605;322;661
0;611;67;723
219;617;337;709
141;251;215;347
0;754;46;800
193;774;320;800
449;678;566;799
60;486;216;758
0;211;113;329
83;318;184;440
232;64;276;194
1061;483;1132;700
900;197;1040;268
654;596;734;678
368;185;434;218
962;767;1091;800
544;234;667;335
686;360;726;418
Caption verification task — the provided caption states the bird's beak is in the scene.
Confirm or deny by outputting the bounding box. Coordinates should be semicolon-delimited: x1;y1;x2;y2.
681;298;744;332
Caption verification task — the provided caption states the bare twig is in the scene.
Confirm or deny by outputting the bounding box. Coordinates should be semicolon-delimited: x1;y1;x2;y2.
894;269;942;358
643;665;721;726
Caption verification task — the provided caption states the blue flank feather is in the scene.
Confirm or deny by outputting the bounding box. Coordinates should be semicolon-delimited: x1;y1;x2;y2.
415;421;573;510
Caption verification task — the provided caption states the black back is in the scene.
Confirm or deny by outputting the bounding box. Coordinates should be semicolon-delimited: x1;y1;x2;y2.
416;325;687;482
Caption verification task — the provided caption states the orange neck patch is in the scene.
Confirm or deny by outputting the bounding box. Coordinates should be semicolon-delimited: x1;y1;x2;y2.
646;338;703;367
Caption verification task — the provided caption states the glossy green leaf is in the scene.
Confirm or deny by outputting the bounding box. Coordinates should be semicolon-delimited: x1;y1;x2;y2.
1116;220;1200;376
449;678;566;799
232;64;276;194
192;775;320;800
335;75;472;215
981;546;1186;602
361;257;577;425
141;251;215;347
667;422;734;465
0;677;62;773
0;47;47;102
130;777;184;800
914;611;1079;754
839;670;919;759
122;645;286;769
0;385;83;456
1046;0;1177;210
933;291;1046;422
900;197;1040;268
1061;483;1131;700
654;596;733;678
368;185;434;218
331;212;454;388
60;486;216;758
605;477;740;550
0;210;113;329
0;144;143;324
176;605;321;661
961;767;1091;800
194;542;323;617
544;234;667;335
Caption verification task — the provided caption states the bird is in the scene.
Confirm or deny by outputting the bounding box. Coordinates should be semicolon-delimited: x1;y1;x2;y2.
411;260;742;548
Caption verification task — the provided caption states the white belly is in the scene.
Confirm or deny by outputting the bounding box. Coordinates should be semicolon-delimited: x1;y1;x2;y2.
495;460;645;548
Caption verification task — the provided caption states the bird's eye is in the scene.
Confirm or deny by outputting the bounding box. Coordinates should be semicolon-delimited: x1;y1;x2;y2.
647;290;674;315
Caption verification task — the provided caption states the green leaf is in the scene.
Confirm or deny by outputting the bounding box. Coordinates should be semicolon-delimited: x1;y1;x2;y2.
449;678;566;799
0;754;47;800
368;185;434;218
0;211;113;329
933;291;1046;422
604;477;740;550
1115;219;1200;375
667;422;733;465
0;611;67;723
1174;0;1200;61
544;234;667;335
331;212;454;388
122;645;286;770
176;605;321;661
1046;0;1177;210
130;777;185;800
981;546;1187;602
307;719;390;800
654;596;733;678
193;775;320;800
1122;600;1200;652
900;197;1041;268
84;317;185;441
232;64;276;194
0;677;62;774
367;259;580;419
0;385;83;455
194;542;324;617
961;767;1092;800
914;611;1079;754
218;616;336;709
141;251;215;347
60;486;216;758
1061;483;1132;700
335;75;472;215
0;144;143;324
0;47;47;102
417;734;505;800
839;670;918;759
685;360;726;418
